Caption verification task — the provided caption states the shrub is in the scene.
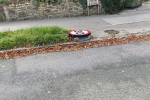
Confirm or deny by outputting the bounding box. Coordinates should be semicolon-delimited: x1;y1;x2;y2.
0;0;9;4
79;0;87;9
100;0;126;14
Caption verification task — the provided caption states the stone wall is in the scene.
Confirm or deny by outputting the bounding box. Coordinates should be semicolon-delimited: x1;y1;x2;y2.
0;4;6;22
1;0;103;21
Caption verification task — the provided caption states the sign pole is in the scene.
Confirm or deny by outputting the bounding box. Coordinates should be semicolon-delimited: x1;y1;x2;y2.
87;0;99;16
98;1;99;15
88;6;89;16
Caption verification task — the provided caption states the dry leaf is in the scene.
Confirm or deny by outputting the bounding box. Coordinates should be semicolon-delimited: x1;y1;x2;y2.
47;91;51;93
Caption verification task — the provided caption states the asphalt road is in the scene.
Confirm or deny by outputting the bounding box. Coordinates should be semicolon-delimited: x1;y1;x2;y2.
1;40;150;100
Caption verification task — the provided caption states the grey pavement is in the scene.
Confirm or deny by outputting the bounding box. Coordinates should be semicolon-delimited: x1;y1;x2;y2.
1;1;150;100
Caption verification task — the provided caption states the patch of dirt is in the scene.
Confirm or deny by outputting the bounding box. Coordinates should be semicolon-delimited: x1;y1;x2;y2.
105;30;119;38
104;30;119;34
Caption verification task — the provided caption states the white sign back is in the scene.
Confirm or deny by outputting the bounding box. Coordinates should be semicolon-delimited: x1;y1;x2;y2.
87;0;99;6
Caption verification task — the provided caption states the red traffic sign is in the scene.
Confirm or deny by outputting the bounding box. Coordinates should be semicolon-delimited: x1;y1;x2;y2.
69;30;91;36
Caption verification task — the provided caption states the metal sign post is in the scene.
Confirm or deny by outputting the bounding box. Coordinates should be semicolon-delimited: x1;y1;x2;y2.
98;0;99;15
87;0;99;16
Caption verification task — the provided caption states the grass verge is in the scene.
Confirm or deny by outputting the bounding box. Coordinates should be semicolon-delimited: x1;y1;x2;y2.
0;26;70;50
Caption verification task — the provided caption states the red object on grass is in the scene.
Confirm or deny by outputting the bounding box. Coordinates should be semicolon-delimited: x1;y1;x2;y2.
69;30;91;36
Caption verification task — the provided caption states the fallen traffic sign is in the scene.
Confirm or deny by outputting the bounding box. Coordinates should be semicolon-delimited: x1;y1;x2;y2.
68;30;91;41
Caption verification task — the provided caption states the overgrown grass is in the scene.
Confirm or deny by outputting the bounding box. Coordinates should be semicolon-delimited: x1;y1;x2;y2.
0;26;70;50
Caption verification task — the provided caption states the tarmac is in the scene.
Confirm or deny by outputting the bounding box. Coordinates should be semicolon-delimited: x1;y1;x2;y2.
1;1;150;100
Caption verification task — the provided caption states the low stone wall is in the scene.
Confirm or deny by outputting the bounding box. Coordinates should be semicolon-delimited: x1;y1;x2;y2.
1;0;103;21
0;4;6;21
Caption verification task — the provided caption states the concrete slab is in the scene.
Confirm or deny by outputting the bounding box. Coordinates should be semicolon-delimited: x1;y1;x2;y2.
101;13;150;25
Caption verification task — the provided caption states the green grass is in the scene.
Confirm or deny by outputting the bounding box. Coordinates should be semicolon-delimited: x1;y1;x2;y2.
0;26;70;50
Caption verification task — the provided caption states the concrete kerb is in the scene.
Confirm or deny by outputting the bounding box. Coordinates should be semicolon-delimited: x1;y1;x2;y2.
0;31;150;53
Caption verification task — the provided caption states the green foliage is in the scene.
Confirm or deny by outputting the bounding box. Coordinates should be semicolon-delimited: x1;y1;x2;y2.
35;0;61;6
0;26;70;50
56;0;61;4
79;0;87;9
0;0;9;4
49;0;61;4
100;0;125;14
73;0;79;2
